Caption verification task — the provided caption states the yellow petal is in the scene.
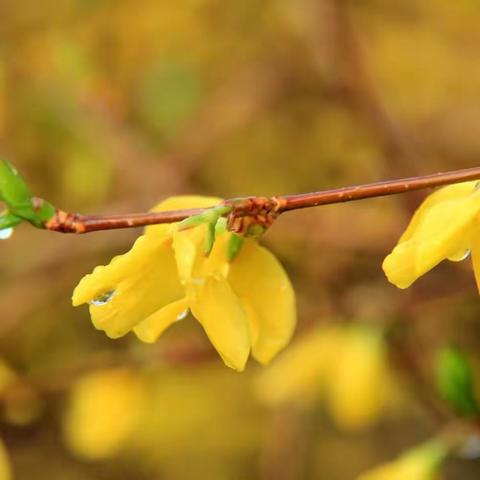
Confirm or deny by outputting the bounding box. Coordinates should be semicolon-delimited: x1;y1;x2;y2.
172;225;207;285
399;181;477;243
73;234;183;338
470;221;480;293
383;184;480;288
134;298;189;343
159;197;226;286
204;232;231;278
190;276;250;371
228;239;296;364
173;227;231;288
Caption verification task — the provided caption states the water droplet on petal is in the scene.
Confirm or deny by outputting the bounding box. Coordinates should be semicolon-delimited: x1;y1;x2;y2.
176;310;189;321
459;249;471;261
89;290;115;306
0;228;13;240
475;181;480;191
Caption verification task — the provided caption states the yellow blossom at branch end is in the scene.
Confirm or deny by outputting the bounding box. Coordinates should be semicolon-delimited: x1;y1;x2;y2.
383;181;480;289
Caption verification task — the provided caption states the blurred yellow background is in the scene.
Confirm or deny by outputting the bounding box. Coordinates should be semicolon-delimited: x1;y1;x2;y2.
1;0;480;478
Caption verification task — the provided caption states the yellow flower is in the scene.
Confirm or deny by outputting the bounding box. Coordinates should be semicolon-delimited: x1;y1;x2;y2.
383;181;480;289
357;440;446;480
63;368;144;459
73;196;296;372
256;325;390;430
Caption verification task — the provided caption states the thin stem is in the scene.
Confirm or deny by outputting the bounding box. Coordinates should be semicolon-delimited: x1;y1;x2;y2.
44;166;480;233
278;166;480;211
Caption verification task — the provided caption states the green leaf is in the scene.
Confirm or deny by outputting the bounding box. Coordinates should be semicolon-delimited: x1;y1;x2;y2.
435;346;479;417
0;159;56;227
0;159;32;210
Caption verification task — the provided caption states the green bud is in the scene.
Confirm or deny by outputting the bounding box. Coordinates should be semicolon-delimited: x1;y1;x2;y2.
179;205;233;256
214;217;227;238
178;213;208;231
178;205;232;232
227;234;245;261
204;221;216;256
435;346;479;417
246;223;267;238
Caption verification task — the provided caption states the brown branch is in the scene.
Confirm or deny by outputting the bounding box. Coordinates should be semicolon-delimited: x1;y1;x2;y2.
43;166;480;234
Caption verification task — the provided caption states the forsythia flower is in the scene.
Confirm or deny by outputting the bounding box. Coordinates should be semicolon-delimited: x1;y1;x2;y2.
383;181;480;289
256;325;390;430
72;196;296;371
357;440;446;480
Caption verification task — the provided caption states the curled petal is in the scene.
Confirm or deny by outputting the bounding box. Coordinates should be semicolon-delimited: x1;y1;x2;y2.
134;298;189;343
471;222;480;294
383;185;480;288
229;239;296;364
172;227;204;285
173;228;231;287
72;235;183;338
399;182;476;243
190;276;250;372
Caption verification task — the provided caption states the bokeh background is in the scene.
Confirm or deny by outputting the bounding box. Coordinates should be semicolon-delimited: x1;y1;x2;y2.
1;0;480;478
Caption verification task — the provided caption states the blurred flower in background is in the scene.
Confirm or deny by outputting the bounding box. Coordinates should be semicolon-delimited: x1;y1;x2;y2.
257;324;393;430
63;368;144;460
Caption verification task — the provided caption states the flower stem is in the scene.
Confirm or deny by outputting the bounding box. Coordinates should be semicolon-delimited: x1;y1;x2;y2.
44;166;480;234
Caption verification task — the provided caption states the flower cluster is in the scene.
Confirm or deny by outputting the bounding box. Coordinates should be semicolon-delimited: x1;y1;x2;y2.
73;196;296;371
